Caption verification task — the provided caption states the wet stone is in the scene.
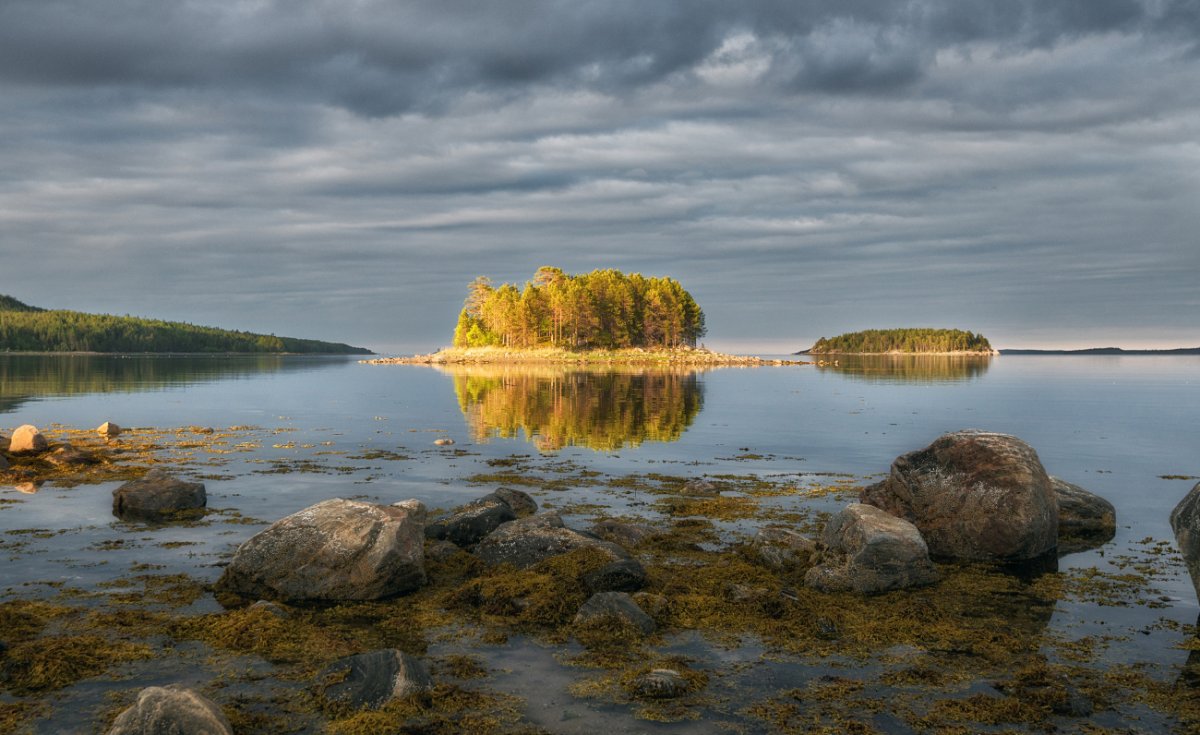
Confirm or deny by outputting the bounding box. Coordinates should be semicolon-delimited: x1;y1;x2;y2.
425;493;516;548
8;425;47;455
680;478;719;496
1052;476;1116;553
631;668;690;699
574;591;656;635
317;649;433;711
582;558;647;594
106;685;233;735
589;518;657;548
492;487;537;517
112;469;207;522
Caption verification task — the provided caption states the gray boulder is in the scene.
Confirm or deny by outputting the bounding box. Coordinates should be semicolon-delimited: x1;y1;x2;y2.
1052;477;1116;553
1171;482;1200;603
493;487;537;517
425;493;516;547
805;503;938;594
317;649;433;711
860;430;1058;561
473;511;628;569
752;526;817;572
216;498;426;603
106;685;232;735
589;518;658;548
573;591;655;635
112;470;207;521
582;558;647;593
8;425;47;454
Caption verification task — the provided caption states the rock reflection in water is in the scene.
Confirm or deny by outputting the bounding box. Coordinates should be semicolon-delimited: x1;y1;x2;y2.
444;366;704;451
814;355;993;383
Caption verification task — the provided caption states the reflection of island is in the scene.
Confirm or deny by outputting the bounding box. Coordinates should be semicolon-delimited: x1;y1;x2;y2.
445;366;704;451
814;354;993;383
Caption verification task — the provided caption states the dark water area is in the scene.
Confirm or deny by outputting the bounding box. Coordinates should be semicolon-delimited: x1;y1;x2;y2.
1;353;1198;732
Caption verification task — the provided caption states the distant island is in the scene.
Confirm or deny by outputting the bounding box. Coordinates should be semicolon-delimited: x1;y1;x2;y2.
1000;347;1200;355
368;267;801;366
799;328;995;355
0;294;371;354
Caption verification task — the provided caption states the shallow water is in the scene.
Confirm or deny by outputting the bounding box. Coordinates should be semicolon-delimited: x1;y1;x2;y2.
1;353;1198;732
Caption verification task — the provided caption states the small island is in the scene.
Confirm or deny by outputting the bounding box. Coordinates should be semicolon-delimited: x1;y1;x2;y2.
366;267;803;366
800;328;996;356
0;294;371;354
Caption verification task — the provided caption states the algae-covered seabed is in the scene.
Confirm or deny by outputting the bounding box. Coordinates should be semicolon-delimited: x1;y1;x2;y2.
2;361;1199;734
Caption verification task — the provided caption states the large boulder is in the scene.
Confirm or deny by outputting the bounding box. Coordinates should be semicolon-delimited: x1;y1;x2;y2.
216;498;426;603
106;685;232;735
1171;482;1200;603
860;430;1058;561
473;511;628;569
8;425;47;454
425;493;517;547
112;470;207;521
317;649;433;711
804;503;938;594
1052;477;1116;553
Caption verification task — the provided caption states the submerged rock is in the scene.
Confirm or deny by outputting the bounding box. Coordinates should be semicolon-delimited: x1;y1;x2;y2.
805;503;938;594
425;493;516;547
112;470;206;521
752;526;817;572
106;685;232;735
1171;482;1200;603
1052;477;1116;553
473;511;627;569
317;649;433;711
216;498;426;603
46;443;95;467
860;430;1058;561
8;425;47;455
573;591;656;635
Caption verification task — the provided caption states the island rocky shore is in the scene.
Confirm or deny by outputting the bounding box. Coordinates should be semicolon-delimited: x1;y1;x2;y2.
363;346;808;366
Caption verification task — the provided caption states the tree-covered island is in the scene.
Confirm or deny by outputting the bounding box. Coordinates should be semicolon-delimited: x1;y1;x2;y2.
370;267;802;366
803;328;995;355
0;295;371;354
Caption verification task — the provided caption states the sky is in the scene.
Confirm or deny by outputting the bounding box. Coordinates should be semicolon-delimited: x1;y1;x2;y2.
1;0;1197;354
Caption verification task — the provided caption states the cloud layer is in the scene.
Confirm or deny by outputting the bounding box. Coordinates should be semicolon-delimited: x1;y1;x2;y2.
1;0;1196;350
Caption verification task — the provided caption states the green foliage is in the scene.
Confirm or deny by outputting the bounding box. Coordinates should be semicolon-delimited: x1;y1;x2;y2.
452;268;706;350
809;328;992;354
0;296;370;354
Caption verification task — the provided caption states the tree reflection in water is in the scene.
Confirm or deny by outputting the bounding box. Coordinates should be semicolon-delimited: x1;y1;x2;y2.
444;366;705;451
813;355;993;383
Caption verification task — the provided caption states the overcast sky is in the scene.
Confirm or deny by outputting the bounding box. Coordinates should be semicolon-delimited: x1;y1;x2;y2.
1;0;1197;353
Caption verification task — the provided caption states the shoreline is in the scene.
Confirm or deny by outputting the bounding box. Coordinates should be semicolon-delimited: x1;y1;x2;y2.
363;346;809;366
799;350;998;357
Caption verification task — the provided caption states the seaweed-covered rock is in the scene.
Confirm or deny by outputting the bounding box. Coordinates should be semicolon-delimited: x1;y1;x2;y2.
630;669;690;699
752;526;817;572
425;494;516;547
493;487;537;517
216;498;426;603
474;511;627;569
112;470;206;521
46;443;95;467
106;685;232;735
680;478;719;497
582;558;646;593
589;518;657;548
1171;482;1200;604
805;503;937;594
573;591;655;635
1052;477;1116;553
860;430;1058;561
8;425;47;455
317;649;433;711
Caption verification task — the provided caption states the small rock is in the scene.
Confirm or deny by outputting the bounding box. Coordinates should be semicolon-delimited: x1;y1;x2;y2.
112;470;207;522
630;669;690;699
105;685;232;735
582;558;647;594
752;526;817;571
433;438;455;446
46;443;95;467
425;493;516;547
1051;477;1116;553
317;649;433;711
588;518;658;548
492;487;537;517
574;591;656;635
8;425;47;454
97;421;122;438
14;482;40;495
680;478;719;496
474;512;628;569
805;503;938;594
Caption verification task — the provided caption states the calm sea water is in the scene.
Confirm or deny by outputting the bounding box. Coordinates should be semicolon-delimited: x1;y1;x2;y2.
2;353;1198;731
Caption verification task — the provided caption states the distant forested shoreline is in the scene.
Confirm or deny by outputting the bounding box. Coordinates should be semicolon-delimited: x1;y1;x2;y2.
0;295;371;354
803;328;994;355
452;267;706;350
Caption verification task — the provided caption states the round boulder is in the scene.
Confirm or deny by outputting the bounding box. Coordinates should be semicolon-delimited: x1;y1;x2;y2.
112;470;207;521
8;425;47;454
860;430;1058;561
106;685;232;735
215;498;426;603
804;503;938;594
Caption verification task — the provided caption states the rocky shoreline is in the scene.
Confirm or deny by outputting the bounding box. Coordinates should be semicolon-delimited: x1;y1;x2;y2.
362;346;808;367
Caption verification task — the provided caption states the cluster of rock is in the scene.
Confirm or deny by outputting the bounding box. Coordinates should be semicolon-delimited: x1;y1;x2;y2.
764;429;1116;594
0;423;106;474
